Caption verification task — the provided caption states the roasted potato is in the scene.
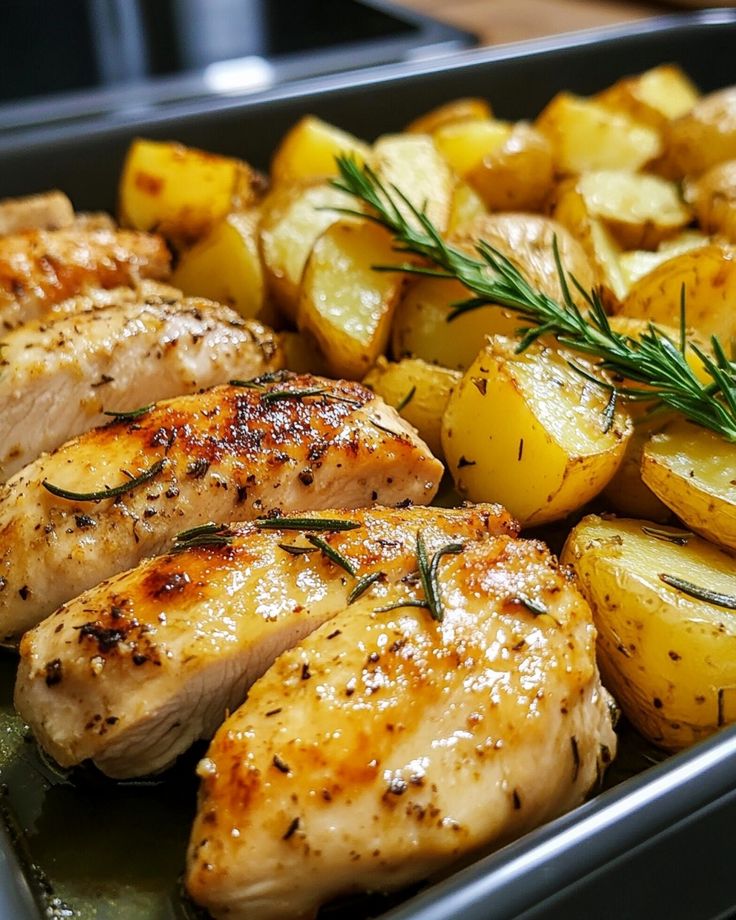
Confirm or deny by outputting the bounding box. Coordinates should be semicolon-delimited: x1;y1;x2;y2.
685;160;736;242
447;181;487;233
431;118;512;177
619;243;736;342
536;92;662;174
406;97;493;134
618;231;710;290
596;64;699;130
119;138;262;247
258;181;351;320
171;211;264;320
442;336;631;527
641;418;736;553
298;218;405;379
363;357;460;458
270;115;370;185
562;514;736;750
658;86;736;179
465;122;554;213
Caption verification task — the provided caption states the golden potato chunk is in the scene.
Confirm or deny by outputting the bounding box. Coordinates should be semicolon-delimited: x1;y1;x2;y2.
363;357;461;457
685;160;736;242
642;418;736;553
171;211;264;320
298;218;405;379
258;181;351;320
431;118;512;177
270;116;370;185
562;515;736;750
619;243;736;342
536;92;662;174
406;97;493;134
659;86;736;179
442;337;631;526
447;181;486;233
618;231;710;291
119;138;261;247
596;64;699;130
465;122;554;213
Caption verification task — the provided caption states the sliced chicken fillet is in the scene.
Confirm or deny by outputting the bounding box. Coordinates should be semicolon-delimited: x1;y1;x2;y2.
16;504;515;778
0;226;171;330
0;373;443;638
0;296;282;480
186;534;616;920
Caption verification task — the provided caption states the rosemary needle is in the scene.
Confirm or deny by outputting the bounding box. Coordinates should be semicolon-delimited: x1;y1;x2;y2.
332;156;736;442
42;458;167;503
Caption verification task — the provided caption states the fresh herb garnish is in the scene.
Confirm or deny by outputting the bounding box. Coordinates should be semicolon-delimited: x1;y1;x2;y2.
641;526;690;546
659;573;736;609
513;594;550;617
229;370;292;389
172;522;235;552
416;531;464;622
277;543;319;556
42;458;166;503
305;534;357;576
374;599;430;613
332;155;736;441
348;571;384;604
103;403;155;422
255;516;361;532
396;386;416;412
260;387;329;403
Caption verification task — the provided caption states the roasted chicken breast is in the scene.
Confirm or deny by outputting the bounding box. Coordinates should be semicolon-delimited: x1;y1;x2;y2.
0;296;282;480
0;374;443;638
0;226;171;330
16;504;515;778
186;534;616;920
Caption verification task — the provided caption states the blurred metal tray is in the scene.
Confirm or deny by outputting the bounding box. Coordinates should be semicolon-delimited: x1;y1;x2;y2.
1;8;736;920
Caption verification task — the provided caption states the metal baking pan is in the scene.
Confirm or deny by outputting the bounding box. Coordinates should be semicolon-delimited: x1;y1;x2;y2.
2;9;736;919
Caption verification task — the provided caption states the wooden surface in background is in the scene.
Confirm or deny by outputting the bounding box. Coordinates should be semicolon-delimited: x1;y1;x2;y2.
397;0;681;46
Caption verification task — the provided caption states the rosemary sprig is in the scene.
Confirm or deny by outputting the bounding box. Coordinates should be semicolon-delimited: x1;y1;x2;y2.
42;458;166;503
305;534;357;576
641;526;690;546
277;543;319;556
416;531;464;622
229;370;292;389
396;386;416;412
659;573;736;609
255;516;361;532
374;599;430;613
103;403;154;422
348;571;384;604
173;522;235;552
332;156;736;441
261;387;329;403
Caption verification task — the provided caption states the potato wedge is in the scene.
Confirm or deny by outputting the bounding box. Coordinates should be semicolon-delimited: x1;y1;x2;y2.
431;118;512;177
259;181;351;320
618;231;710;290
441;336;631;526
406;97;493;134
685;160;736;242
298;218;405;379
0;190;74;235
372;134;453;233
119;138;262;247
392;213;595;371
572;170;691;250
447;181;486;233
535;92;662;174
562;514;736;750
619;243;736;342
270;115;370;185
642;418;736;552
363;357;461;457
465;122;554;213
171;211;264;320
596;64;700;130
658;86;736;179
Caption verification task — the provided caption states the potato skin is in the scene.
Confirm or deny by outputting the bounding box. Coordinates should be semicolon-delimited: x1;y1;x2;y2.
441;337;631;527
658;86;736;179
685;159;736;243
562;515;736;750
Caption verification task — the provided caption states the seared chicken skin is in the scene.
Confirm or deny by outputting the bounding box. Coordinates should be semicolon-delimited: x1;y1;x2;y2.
0;374;443;638
0;226;171;330
0;296;282;480
187;534;616;920
16;504;514;778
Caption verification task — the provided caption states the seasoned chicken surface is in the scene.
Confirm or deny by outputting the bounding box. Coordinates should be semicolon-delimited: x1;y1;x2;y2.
187;534;616;920
0;226;171;330
0;374;443;638
0;297;282;480
16;504;515;778
42;279;182;317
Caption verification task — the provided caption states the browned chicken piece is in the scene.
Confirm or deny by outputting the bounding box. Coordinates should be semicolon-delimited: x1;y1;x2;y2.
16;504;514;778
0;191;75;235
187;533;616;920
0;373;443;639
43;279;182;317
0;226;171;330
0;295;282;481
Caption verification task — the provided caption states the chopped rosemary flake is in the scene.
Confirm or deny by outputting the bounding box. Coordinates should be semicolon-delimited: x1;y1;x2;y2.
601;388;618;435
368;417;402;437
416;531;464;622
172;522;234;553
641;526;690;546
513;594;549;617
348;571;384;605
306;534;356;576
42;458;166;503
374;599;430;613
260;387;328;403
256;516;361;532
103;403;155;421
277;543;319;556
396;386;416;412
230;370;291;389
659;573;736;609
